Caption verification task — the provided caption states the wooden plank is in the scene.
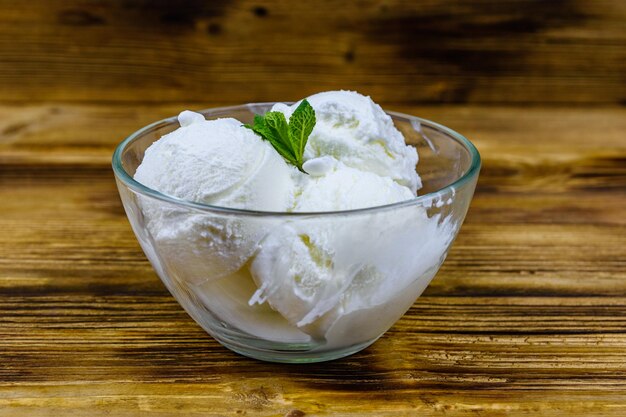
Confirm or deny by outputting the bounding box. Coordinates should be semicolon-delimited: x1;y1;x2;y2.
1;105;625;415
1;103;625;161
0;0;624;105
1;385;624;417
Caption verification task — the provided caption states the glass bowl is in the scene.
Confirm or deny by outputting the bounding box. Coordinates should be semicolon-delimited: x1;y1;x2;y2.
112;103;480;363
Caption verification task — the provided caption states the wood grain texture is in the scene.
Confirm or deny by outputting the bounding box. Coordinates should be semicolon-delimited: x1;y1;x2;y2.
0;0;624;105
1;104;625;415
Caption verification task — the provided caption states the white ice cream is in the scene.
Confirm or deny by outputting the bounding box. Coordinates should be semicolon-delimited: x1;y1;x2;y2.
133;93;454;348
135;116;295;211
294;158;414;212
248;203;454;347
134;115;295;286
272;90;421;193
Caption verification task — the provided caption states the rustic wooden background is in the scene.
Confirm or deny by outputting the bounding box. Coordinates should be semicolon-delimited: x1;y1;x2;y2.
1;1;625;416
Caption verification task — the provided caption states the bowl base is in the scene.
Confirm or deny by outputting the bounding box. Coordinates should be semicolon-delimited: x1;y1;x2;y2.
213;333;378;363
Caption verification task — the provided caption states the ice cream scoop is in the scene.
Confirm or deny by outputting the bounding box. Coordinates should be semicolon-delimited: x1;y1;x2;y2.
135;115;295;211
294;159;415;212
134;113;296;285
272;90;421;193
249;198;454;346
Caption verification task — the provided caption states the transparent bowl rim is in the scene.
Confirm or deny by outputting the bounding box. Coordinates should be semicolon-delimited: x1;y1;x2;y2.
112;103;481;217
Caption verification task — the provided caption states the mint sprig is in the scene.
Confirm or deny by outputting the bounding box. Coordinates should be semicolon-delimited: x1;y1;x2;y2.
244;99;316;173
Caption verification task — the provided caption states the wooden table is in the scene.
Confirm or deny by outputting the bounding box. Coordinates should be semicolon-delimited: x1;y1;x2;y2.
1;0;625;415
1;104;624;416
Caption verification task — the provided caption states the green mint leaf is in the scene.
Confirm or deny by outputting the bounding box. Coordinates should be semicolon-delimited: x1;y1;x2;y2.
243;100;316;173
244;115;270;139
257;111;297;164
245;115;285;157
267;136;298;165
288;100;316;168
264;112;291;147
